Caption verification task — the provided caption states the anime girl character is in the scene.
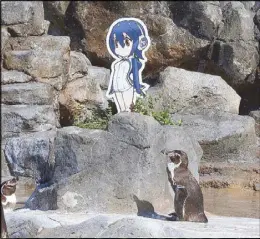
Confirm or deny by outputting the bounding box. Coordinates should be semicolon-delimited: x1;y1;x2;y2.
106;18;151;113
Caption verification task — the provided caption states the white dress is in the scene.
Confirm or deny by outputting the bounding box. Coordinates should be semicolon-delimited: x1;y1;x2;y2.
111;60;132;92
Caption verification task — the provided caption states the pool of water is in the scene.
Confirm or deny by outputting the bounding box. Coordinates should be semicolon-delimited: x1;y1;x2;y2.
13;181;260;219
202;188;260;219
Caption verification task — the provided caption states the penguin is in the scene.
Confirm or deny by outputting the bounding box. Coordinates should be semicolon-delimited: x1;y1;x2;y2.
1;176;19;238
1;176;19;211
165;150;208;223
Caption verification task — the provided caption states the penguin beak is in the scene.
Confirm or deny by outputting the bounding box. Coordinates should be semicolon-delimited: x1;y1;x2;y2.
161;149;166;155
161;149;170;155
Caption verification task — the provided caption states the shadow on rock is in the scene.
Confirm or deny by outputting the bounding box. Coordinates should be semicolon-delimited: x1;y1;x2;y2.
133;195;177;221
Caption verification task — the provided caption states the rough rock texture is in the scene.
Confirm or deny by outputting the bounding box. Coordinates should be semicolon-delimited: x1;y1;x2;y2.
69;51;91;80
3;36;70;90
87;65;110;90
4;210;260;238
207;2;259;87
169;1;223;41
1;1;49;37
249;110;260;137
43;1;70;36
1;70;32;84
171;112;258;163
1;27;10;51
1;105;58;139
59;61;110;125
24;113;202;213
4;131;56;181
148;67;241;114
1;82;55;105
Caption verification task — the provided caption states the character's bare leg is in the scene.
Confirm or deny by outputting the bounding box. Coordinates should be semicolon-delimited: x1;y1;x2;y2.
121;88;134;112
114;92;125;112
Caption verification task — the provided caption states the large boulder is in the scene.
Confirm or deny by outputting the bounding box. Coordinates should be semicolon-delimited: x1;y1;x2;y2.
1;105;58;139
171;112;258;163
25;113;202;213
1;1;49;37
147;67;241;114
1;82;55;105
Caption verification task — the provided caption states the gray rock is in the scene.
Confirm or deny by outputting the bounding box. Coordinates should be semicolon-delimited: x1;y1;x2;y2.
1;1;34;25
29;113;202;213
1;82;55;105
1;70;32;84
150;67;241;114
1;27;10;51
1;2;47;37
4;50;69;79
209;40;259;86
241;1;255;11
219;2;255;41
249;110;260;136
99;217;182;238
37;215;112;238
4;210;260;238
171;112;258;163
1;105;58;139
169;1;223;40
87;66;110;90
69;51;91;80
25;184;58;210
107;113;162;150
5;35;70;54
254;9;260;30
4;130;56;181
3;36;70;90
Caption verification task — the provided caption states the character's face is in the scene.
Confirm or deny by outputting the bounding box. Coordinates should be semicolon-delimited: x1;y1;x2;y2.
114;32;133;58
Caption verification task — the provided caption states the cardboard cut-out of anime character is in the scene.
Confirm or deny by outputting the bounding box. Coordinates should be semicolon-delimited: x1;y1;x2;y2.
106;18;151;113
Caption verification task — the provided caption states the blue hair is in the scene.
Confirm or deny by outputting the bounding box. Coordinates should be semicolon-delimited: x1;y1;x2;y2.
108;19;148;94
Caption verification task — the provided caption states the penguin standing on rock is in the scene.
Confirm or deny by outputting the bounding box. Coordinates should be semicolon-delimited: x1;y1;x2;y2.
164;150;208;223
1;176;19;238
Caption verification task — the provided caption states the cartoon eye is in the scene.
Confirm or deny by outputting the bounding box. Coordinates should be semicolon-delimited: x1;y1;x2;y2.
114;39;119;48
125;38;131;47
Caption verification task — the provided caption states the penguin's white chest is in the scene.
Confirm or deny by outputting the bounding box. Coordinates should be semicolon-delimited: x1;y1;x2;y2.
2;193;17;206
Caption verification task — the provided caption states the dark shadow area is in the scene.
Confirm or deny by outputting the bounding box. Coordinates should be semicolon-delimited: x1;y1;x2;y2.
238;83;260;115
133;195;177;221
59;103;74;127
